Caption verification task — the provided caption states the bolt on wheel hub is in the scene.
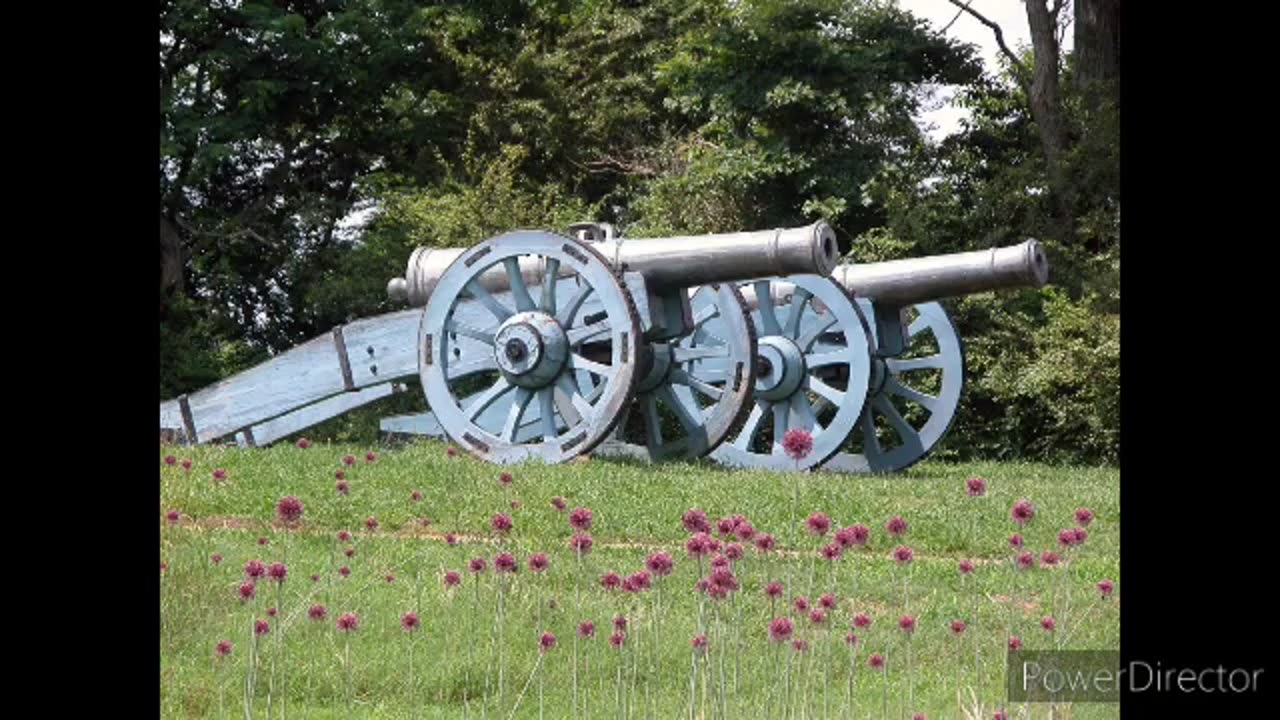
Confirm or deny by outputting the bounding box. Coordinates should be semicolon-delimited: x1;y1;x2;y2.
493;311;568;388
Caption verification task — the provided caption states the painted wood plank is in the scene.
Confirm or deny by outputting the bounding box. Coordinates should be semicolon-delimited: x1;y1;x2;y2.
160;399;184;438
234;383;406;448
165;310;421;444
338;308;422;390
180;332;349;443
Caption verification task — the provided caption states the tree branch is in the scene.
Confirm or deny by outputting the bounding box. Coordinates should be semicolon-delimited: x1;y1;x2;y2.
945;0;1029;80
941;1;974;34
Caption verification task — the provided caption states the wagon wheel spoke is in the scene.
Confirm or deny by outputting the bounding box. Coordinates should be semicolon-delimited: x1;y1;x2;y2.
555;284;593;326
537;387;558;440
670;368;724;401
691;303;720;329
771;401;790;450
733;401;768;450
501;387;534;441
447;355;499;380
872;395;909;439
861;405;882;455
884;375;938;413
658;384;705;435
539;258;560;313
465;377;514;421
808;377;846;406
886;354;945;373
447;318;497;346
672;345;729;363
465;280;513;322
567;320;611;347
503;258;537;313
796;314;838;351
806;348;854;368
811;395;834;417
553;385;581;427
555;374;595;423
783;287;813;339
789;393;819;432
568;353;616;380
754;280;783;336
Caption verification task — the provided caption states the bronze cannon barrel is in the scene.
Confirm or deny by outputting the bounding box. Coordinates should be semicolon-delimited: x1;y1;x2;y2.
832;240;1048;306
738;240;1048;310
387;222;839;307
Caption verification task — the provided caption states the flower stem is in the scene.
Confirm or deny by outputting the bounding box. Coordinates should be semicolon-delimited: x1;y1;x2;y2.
506;653;543;720
574;549;582;719
409;632;417;719
244;627;257;720
344;634;352;719
687;648;697;720
498;577;507;710
906;633;915;720
784;646;793;720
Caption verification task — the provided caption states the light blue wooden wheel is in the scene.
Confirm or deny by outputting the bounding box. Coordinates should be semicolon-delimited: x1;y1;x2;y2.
822;301;964;473
419;231;641;465
708;275;872;472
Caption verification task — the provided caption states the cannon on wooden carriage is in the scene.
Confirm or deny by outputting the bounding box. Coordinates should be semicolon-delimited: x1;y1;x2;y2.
705;239;1048;472
160;222;844;464
158;221;1048;472
380;230;1047;471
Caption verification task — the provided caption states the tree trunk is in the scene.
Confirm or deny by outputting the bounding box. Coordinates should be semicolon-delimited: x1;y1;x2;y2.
1024;0;1075;240
160;212;184;300
1074;0;1121;100
1024;1;1068;181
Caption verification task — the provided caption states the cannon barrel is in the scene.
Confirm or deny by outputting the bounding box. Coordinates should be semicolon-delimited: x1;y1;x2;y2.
831;239;1048;306
387;222;839;307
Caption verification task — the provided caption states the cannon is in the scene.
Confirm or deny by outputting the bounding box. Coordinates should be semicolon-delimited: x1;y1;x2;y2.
702;240;1049;471
158;220;1047;472
374;233;1047;471
160;222;847;464
404;223;849;464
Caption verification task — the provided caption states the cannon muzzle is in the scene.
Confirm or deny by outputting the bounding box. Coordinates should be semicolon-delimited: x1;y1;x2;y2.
389;222;839;306
832;239;1048;306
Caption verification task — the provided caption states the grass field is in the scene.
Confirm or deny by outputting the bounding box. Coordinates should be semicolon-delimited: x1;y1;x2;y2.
159;440;1120;719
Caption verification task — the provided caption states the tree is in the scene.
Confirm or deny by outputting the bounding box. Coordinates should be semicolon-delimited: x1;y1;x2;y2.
942;1;1120;244
626;0;982;244
159;0;468;342
855;2;1121;464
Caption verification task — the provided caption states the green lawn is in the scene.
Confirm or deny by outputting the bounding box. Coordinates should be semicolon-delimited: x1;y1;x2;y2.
159;440;1120;719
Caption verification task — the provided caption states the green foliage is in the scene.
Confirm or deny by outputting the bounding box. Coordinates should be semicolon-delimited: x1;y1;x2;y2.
856;60;1121;465
159;293;269;399
304;145;600;326
943;288;1119;465
628;0;982;240
160;0;1119;465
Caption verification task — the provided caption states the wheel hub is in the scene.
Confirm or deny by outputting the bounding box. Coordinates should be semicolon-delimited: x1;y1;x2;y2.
494;311;568;388
754;335;806;402
635;343;674;394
